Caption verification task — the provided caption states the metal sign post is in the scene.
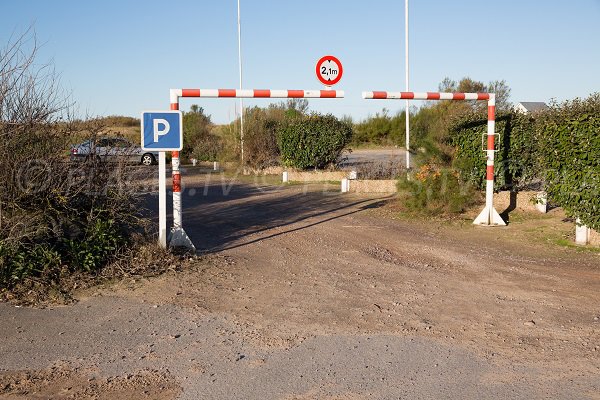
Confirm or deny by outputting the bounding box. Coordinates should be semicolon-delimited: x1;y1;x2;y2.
141;111;195;249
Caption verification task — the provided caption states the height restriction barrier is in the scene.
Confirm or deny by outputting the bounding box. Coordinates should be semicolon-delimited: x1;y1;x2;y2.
166;88;345;249
362;91;505;226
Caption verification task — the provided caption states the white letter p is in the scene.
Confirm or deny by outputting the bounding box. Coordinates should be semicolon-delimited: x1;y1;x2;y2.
153;119;170;142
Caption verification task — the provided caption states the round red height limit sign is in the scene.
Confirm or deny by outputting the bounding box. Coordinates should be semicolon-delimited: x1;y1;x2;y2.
316;55;343;86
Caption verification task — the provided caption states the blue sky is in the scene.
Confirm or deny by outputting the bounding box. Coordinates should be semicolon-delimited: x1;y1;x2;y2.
2;0;599;124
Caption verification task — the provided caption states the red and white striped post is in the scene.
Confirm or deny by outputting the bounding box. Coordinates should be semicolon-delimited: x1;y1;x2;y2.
362;91;505;226
167;88;345;249
167;96;194;250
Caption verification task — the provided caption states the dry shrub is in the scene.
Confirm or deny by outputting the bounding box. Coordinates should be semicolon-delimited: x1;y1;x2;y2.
0;29;149;291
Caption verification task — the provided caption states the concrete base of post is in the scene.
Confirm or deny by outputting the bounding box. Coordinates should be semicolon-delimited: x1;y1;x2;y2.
575;218;590;245
473;206;506;226
282;171;288;183
341;178;350;193
169;228;196;251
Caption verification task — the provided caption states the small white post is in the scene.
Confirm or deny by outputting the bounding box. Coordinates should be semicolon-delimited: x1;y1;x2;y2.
158;151;167;248
535;192;547;213
282;171;288;183
341;178;349;193
575;218;590;245
213;161;219;171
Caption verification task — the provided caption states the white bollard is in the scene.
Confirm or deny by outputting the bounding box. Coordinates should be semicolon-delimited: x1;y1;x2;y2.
575;218;590;245
535;192;547;213
191;158;197;166
213;161;219;171
341;178;349;193
283;171;288;183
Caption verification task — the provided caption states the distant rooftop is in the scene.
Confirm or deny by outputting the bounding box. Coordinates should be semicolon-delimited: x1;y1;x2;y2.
516;102;549;114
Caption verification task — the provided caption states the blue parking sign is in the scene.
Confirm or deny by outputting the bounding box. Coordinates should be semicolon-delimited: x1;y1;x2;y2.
141;111;183;151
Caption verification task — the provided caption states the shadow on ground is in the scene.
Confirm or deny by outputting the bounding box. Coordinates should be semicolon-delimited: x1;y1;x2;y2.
144;176;390;253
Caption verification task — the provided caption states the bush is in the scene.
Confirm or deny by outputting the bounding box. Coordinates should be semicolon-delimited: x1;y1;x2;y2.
183;105;221;161
277;113;352;169
449;111;539;191
0;243;62;286
397;165;481;215
449;93;600;231
63;218;128;272
241;106;285;169
352;109;405;146
0;30;145;290
98;115;140;127
537;94;600;231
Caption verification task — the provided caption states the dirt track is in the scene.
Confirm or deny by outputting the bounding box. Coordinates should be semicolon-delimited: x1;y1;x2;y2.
1;176;599;399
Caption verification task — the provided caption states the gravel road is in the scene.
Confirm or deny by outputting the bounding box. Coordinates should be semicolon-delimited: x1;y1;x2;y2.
1;176;599;399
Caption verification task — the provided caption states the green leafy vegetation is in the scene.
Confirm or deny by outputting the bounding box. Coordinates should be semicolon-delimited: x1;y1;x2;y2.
449;111;538;190
277;113;353;169
240;105;287;169
537;94;600;231
352;109;405;147
448;93;600;230
397;164;481;216
182;105;222;162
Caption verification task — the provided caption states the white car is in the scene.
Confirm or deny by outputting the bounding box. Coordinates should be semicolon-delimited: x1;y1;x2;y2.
70;137;158;166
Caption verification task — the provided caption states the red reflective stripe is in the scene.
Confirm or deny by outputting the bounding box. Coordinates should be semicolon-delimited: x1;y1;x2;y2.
488;105;495;121
172;151;179;158
487;134;495;151
477;93;490;100
401;92;414;99
287;90;304;98
320;90;336;98
427;92;440;100
253;89;271;97
453;93;466;100
173;172;181;193
218;89;236;97
170;103;179;110
372;91;388;99
182;89;200;97
486;165;494;180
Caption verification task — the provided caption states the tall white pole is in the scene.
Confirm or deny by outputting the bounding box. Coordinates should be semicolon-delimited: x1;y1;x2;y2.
237;0;244;167
158;151;166;248
405;0;410;170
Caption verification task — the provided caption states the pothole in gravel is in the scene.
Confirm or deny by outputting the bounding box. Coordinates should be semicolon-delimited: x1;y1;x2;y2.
363;244;441;272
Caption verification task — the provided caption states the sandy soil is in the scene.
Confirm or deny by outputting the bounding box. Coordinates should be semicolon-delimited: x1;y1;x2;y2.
1;177;599;399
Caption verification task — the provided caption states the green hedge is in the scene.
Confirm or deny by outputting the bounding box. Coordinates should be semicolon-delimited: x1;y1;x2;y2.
537;95;600;230
277;113;352;169
449;93;600;231
449;111;538;191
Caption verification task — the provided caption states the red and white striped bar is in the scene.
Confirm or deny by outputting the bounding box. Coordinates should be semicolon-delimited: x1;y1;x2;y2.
362;90;505;226
362;91;490;101
171;88;344;110
167;87;345;249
